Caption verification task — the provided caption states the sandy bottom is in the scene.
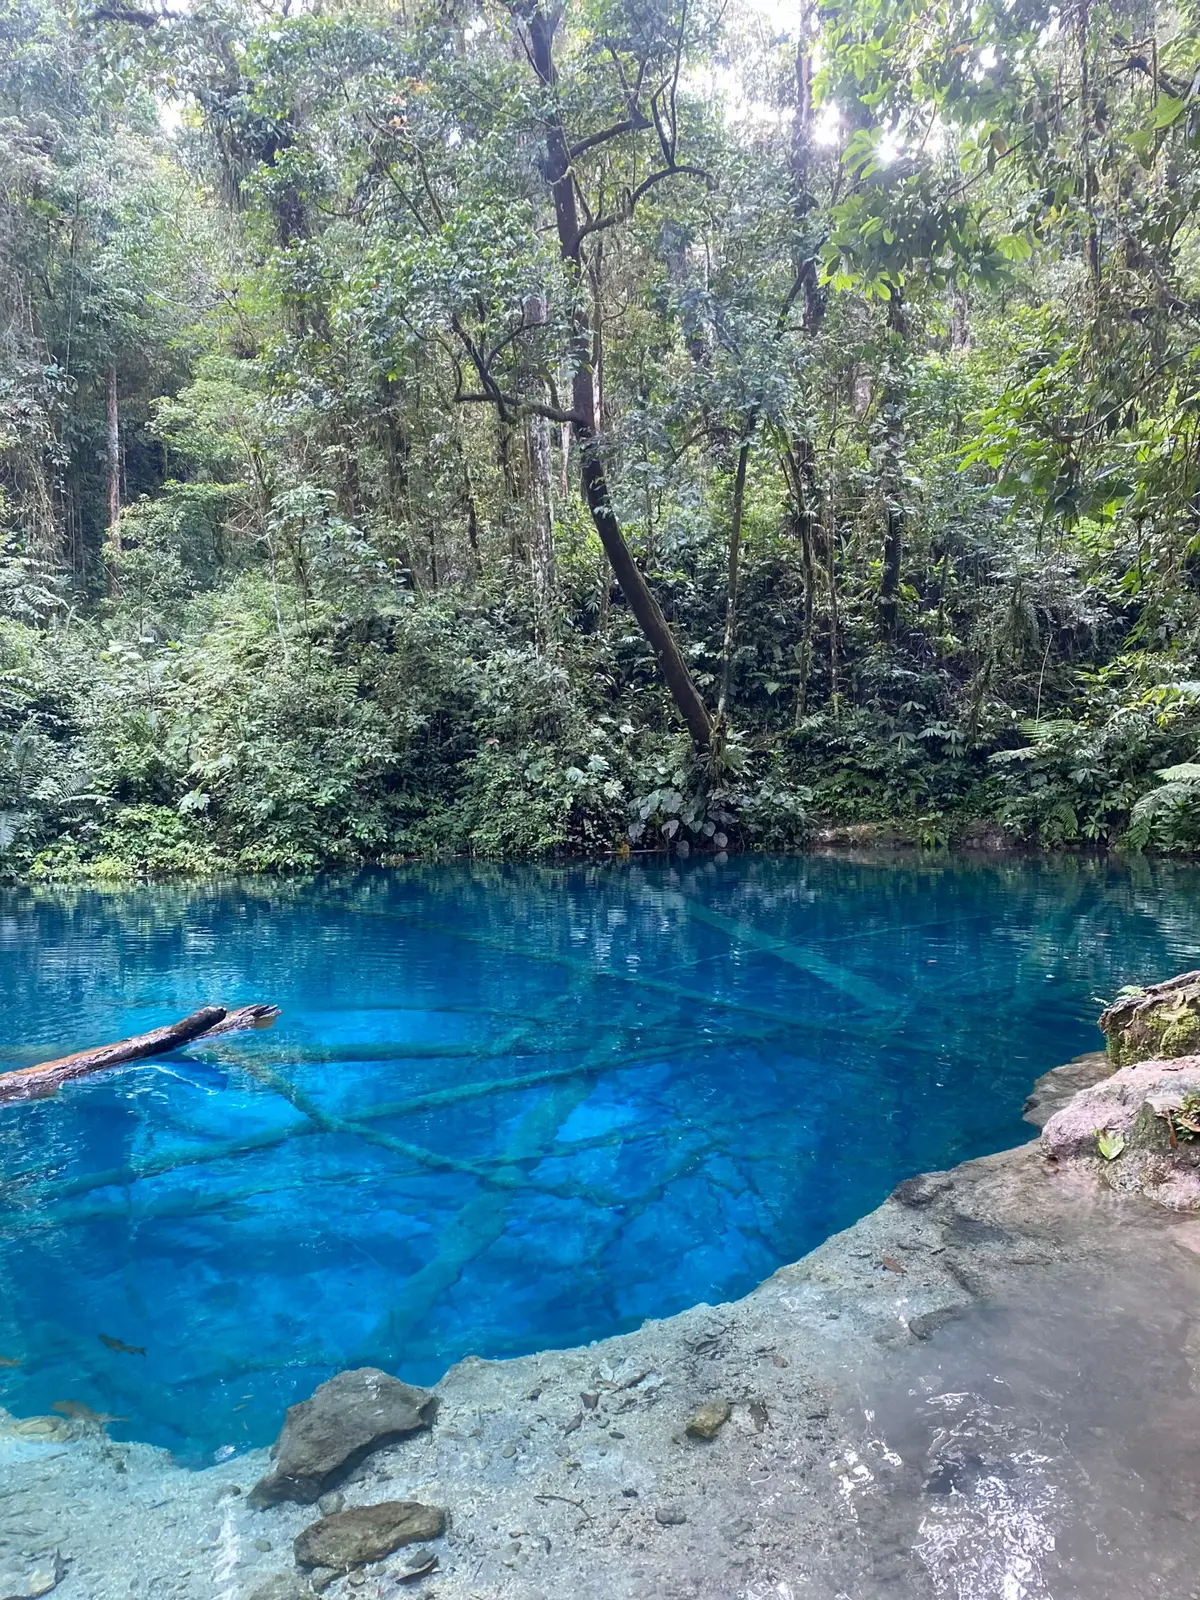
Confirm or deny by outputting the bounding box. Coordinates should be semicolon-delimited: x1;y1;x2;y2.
4;1058;1200;1600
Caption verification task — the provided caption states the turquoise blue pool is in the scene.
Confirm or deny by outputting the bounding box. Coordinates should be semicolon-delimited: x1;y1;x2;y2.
1;854;1197;1460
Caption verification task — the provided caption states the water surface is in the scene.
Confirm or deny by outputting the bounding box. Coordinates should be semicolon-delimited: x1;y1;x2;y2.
1;853;1197;1459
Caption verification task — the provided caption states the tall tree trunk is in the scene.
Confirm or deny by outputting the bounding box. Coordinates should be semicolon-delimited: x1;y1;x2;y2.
521;4;713;750
525;291;557;650
879;292;908;638
795;509;816;722
788;10;827;707
825;463;841;716
497;419;522;565
527;410;556;649
462;451;482;578
106;360;120;593
717;434;751;723
779;432;819;723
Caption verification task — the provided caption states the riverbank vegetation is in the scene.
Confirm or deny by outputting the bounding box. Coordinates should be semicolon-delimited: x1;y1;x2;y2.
2;0;1200;874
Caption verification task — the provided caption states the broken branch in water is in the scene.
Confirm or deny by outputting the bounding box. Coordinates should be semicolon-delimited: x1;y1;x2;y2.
0;1004;280;1105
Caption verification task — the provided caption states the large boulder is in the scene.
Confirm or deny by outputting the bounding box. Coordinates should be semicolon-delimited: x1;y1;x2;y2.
249;1369;437;1508
294;1502;446;1571
1099;970;1200;1066
1041;1053;1200;1209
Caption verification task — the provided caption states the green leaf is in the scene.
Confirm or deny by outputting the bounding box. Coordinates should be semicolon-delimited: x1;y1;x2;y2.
1095;1130;1126;1161
1151;95;1186;129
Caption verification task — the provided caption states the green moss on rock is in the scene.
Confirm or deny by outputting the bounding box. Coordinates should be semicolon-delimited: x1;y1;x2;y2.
1099;972;1200;1067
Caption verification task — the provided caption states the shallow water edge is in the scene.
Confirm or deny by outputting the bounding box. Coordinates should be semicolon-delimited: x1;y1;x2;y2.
5;1052;1200;1600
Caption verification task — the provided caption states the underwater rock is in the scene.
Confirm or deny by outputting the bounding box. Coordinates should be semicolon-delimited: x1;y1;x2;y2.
396;1547;438;1581
685;1400;731;1440
654;1506;686;1526
1041;1053;1200;1209
0;1414;75;1444
0;1551;64;1600
1100;971;1200;1066
294;1502;446;1571
250;1368;438;1507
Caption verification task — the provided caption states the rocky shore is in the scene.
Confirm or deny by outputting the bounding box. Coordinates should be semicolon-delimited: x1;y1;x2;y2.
5;1044;1200;1600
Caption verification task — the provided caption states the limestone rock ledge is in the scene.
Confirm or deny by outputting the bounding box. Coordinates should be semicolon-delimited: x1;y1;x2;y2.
1041;1051;1200;1208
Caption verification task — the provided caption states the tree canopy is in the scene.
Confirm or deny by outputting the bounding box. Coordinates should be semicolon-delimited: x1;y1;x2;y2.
2;0;1200;874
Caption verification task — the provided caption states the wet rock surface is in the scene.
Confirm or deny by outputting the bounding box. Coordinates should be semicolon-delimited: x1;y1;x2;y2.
3;1056;1200;1600
250;1369;438;1508
293;1502;445;1570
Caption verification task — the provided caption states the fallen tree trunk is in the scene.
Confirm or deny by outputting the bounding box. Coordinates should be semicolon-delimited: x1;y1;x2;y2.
0;1004;280;1106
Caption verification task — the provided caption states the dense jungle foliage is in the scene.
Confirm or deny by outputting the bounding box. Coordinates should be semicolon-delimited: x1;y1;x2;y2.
2;0;1200;874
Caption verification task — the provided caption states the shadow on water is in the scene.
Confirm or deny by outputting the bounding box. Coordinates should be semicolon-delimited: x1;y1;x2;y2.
1;852;1199;1459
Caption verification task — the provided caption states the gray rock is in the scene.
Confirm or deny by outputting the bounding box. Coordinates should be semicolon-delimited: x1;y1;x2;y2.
308;1570;338;1594
685;1400;730;1441
0;1553;64;1600
397;1547;438;1581
294;1502;446;1571
654;1506;686;1526
250;1369;438;1507
1041;1053;1200;1209
317;1493;345;1517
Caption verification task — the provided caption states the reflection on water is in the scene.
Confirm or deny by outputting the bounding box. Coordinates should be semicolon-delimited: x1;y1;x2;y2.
0;853;1198;1459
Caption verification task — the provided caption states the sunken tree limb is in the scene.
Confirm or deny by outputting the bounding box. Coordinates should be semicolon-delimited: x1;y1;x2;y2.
0;1004;280;1105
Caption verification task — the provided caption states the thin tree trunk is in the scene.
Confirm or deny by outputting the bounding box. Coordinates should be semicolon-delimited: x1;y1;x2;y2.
464;468;481;575
522;4;713;750
717;434;752;723
528;411;556;648
106;361;120;592
777;430;820;723
796;512;815;721
826;472;841;716
879;291;908;638
525;290;557;650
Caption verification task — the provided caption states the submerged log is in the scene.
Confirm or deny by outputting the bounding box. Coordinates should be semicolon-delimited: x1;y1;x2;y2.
0;1004;280;1106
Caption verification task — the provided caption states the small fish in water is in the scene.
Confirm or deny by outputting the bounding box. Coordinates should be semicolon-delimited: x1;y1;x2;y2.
0;1355;21;1368
99;1334;146;1357
880;1255;907;1275
52;1400;129;1426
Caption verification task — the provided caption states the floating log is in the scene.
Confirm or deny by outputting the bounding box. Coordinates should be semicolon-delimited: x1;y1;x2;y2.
0;1004;280;1106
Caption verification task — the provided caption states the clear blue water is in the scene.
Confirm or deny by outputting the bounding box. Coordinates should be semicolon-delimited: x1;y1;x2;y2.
1;853;1198;1463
